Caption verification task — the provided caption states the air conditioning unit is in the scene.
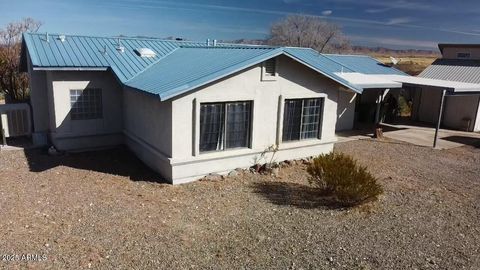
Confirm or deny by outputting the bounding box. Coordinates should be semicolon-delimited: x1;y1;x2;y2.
0;103;31;138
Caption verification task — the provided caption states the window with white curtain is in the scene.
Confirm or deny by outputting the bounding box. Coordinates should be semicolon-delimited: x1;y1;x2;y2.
282;98;323;142
199;101;252;152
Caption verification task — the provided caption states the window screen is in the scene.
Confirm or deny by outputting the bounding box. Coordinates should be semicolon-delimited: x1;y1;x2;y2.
282;98;323;142
200;101;252;152
264;59;276;76
457;52;471;58
70;88;103;120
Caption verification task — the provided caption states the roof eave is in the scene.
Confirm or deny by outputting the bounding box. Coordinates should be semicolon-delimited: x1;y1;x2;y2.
282;51;363;94
32;67;109;71
155;48;286;100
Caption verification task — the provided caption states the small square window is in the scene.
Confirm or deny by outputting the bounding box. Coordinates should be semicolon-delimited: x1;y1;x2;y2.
70;88;103;120
264;59;276;76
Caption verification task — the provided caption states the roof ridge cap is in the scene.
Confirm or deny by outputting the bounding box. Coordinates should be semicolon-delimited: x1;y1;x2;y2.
27;32;203;44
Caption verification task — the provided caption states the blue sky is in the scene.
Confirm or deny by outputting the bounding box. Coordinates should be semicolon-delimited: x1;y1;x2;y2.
1;0;480;50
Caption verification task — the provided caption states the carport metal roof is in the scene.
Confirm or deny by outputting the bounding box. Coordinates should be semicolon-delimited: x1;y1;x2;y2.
334;72;403;89
334;72;480;149
333;72;480;93
378;74;480;93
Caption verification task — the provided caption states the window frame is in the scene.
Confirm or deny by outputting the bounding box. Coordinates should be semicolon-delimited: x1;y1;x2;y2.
457;52;471;59
197;100;253;154
262;58;278;81
277;95;326;145
69;88;103;121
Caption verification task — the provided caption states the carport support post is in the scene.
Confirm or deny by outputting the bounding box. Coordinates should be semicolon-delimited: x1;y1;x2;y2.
374;89;385;124
433;89;447;148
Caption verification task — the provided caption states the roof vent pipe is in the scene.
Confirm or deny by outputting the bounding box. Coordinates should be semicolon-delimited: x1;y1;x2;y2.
46;32;49;43
116;38;125;53
213;39;217;47
206;38;210;46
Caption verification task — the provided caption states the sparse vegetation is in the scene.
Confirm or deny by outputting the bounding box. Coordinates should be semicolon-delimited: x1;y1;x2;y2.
268;15;350;53
397;95;412;117
0;18;42;102
307;152;383;206
253;144;279;173
374;56;437;76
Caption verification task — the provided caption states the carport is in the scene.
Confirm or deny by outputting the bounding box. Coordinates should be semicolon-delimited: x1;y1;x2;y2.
380;75;480;147
336;72;480;148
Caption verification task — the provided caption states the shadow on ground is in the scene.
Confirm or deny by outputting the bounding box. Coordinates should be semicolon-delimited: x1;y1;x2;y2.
23;146;166;183
441;135;480;148
251;181;342;209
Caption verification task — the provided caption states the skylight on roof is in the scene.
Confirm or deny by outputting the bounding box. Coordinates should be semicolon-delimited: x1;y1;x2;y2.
135;48;156;58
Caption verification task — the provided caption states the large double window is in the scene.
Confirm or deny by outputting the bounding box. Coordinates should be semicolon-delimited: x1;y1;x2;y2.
282;98;324;141
70;88;103;120
199;101;252;152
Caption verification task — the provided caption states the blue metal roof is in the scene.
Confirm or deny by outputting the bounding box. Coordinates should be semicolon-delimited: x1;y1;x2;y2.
23;33;409;100
283;48;362;93
125;47;283;99
23;32;203;82
322;54;407;75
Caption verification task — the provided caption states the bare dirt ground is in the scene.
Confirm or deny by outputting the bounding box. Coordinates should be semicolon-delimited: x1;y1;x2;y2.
374;56;437;76
0;139;479;269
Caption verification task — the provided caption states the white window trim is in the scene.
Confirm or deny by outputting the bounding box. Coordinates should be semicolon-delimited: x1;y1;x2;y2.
276;93;328;147
192;97;255;157
261;58;278;81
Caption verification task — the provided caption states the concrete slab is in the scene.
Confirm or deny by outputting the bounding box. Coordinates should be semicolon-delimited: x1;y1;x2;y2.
337;123;480;149
382;124;480;149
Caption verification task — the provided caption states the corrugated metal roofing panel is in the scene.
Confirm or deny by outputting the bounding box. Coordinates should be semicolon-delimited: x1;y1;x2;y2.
322;54;407;75
283;48;363;93
380;74;480;93
22;33;204;82
419;59;480;84
25;33;416;99
125;47;283;99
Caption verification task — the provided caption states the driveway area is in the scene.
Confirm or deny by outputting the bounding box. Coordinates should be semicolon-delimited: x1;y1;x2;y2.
0;140;479;269
337;123;480;149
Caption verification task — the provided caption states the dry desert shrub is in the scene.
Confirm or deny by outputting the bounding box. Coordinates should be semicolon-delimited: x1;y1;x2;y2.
307;152;383;207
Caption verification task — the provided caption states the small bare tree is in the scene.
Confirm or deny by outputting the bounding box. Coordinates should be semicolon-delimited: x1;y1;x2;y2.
268;15;350;53
0;18;42;102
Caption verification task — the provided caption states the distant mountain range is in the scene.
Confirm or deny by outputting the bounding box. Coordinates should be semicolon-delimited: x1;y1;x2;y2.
226;39;440;56
127;36;440;57
350;46;439;57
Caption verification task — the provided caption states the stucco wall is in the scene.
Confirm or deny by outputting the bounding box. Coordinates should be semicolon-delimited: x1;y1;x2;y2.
168;55;341;183
417;86;442;124
475;101;480;132
442;47;480;60
415;87;480;131
443;95;480;131
27;51;50;135
123;87;173;180
46;71;124;150
336;89;357;131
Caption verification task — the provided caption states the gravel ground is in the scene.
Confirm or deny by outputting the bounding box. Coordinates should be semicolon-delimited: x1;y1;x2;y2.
0;140;479;269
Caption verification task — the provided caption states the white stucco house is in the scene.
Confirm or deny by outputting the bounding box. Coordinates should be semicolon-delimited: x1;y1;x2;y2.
22;33;462;183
